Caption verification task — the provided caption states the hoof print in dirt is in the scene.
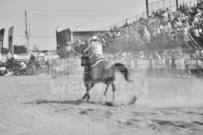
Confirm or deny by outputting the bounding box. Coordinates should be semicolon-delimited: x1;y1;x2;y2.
124;120;133;125
117;119;133;126
79;110;88;115
105;101;115;107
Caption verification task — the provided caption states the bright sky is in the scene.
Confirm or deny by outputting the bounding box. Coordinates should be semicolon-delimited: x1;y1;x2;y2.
0;0;173;50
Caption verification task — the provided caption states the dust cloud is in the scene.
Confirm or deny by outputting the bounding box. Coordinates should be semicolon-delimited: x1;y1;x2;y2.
147;78;203;108
102;72;203;108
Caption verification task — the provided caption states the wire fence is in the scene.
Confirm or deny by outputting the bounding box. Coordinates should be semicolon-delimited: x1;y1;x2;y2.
49;56;203;78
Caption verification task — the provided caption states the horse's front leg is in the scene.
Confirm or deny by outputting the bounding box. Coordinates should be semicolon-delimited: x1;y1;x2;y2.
111;81;116;100
81;81;95;102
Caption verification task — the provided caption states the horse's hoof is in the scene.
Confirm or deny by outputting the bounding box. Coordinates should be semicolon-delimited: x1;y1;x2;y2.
77;99;82;102
128;95;137;105
86;99;90;102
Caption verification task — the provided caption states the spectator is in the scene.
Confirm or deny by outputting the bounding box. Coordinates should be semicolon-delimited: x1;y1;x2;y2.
20;62;27;75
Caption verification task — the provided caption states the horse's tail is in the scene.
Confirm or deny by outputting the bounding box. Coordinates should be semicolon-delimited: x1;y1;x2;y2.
114;63;132;82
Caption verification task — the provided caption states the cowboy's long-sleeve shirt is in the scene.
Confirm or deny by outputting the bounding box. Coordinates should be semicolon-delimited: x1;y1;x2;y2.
84;41;103;58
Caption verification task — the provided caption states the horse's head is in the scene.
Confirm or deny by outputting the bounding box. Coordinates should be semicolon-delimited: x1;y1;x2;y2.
81;53;90;67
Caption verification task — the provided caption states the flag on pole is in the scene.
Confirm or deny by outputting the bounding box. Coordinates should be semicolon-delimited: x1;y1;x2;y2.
0;28;5;60
8;26;14;54
0;28;5;53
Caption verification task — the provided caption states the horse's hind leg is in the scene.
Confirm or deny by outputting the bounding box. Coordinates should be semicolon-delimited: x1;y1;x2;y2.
104;82;110;95
111;81;116;99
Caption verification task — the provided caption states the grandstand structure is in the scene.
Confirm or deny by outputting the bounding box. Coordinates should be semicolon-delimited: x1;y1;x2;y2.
98;0;203;54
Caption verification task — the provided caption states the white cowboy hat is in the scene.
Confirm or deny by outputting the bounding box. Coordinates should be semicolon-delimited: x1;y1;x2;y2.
91;36;98;40
39;53;45;57
20;62;25;65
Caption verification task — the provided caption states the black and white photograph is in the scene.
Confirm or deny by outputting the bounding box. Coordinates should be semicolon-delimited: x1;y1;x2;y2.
0;0;203;134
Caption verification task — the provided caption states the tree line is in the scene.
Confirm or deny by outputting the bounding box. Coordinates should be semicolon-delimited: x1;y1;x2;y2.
1;45;27;54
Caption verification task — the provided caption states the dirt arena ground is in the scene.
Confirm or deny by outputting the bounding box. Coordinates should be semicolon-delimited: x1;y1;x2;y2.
0;72;203;135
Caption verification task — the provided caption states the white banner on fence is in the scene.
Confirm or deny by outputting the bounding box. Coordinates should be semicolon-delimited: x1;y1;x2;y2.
176;59;185;69
186;60;198;69
136;59;149;69
152;59;166;69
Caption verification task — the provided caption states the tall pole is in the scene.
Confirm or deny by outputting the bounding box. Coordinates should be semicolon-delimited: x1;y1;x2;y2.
25;10;30;53
157;2;159;10
163;0;165;9
176;0;179;10
146;0;149;17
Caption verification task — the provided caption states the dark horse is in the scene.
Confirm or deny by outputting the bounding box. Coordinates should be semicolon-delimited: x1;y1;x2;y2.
81;53;132;101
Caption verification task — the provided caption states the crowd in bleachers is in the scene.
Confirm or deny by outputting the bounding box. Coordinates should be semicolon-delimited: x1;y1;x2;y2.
93;1;203;61
96;1;203;46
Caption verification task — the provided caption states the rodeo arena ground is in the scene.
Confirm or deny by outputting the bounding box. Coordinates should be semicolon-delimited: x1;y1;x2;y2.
1;1;203;135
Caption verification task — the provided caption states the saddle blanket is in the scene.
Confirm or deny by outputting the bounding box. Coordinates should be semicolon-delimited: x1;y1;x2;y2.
89;54;107;79
90;54;106;67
